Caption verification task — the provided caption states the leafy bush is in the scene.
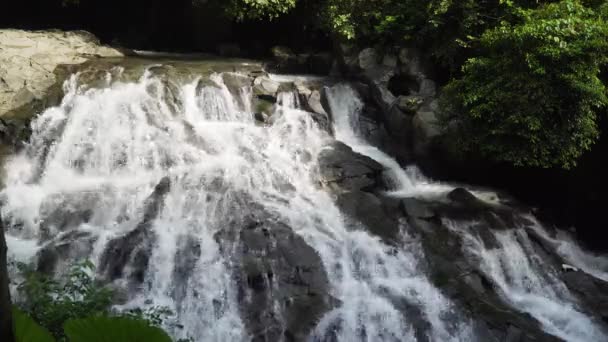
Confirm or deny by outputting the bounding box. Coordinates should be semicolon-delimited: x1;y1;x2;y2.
17;260;113;339
441;0;608;168
222;0;298;20
12;308;54;342
12;310;173;342
14;260;178;341
64;316;172;342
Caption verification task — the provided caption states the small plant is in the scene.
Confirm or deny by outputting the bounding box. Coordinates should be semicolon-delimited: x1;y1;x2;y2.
14;260;176;341
17;260;113;340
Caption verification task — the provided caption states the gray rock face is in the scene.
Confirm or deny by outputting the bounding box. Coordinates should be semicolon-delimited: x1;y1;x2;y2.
216;201;333;342
0;30;123;118
412;110;441;155
358;48;379;70
406;198;563;342
306;90;327;116
562;270;608;324
99;177;171;285
317;141;384;192
253;76;280;97
336;191;401;242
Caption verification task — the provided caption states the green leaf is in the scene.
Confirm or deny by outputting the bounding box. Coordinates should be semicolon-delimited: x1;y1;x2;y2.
64;316;173;342
13;307;55;342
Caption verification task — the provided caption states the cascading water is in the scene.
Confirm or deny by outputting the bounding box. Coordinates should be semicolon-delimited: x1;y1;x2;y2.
443;219;607;342
1;64;607;342
1;68;470;341
324;83;608;341
325;84;497;202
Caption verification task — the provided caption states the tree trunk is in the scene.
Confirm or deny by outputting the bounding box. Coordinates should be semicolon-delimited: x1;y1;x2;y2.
0;214;15;342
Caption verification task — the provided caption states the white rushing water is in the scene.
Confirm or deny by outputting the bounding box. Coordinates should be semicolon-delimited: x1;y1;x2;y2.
444;220;607;342
324;84;499;204
1;68;607;341
1;69;472;341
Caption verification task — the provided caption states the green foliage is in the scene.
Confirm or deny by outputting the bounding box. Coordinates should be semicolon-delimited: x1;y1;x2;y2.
16;260;113;339
13;307;55;342
13;309;173;342
14;261;178;341
64;316;173;342
441;0;608;168
323;0;427;42
224;0;297;20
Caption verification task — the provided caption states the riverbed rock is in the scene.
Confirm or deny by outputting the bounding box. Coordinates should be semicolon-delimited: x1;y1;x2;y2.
401;198;435;220
0;29;123;155
317;142;384;192
409;216;562;342
0;29;123;119
562;270;608;323
222;72;253;94
253;76;280;98
99;177;171;285
215;200;334;342
412;110;441;155
397;95;424;115
336;191;401;242
359;48;379;70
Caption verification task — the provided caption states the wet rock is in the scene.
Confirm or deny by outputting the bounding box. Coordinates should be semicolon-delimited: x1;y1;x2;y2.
222;73;252;94
398;48;425;80
172;236;202;306
36;230;95;274
306;90;327;116
448;188;489;210
317;142;384;192
253;76;280;97
396;95;424;114
336;191;401;242
401;198;435;220
412;110;441;156
506;325;524;342
99;177;171;284
217;203;334;342
418;79;437;98
382;54;398;68
0;30;122;119
411;219;562;342
359;48;379;70
562;271;608;323
269;46;298;73
38;196;95;240
441;188;525;229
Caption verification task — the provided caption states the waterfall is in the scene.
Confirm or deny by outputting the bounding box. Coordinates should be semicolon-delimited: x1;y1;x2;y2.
444;220;607;342
2;66;607;341
325;84;496;202
323;83;608;341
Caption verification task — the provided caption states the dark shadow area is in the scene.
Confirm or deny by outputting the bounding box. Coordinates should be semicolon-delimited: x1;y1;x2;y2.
420;115;608;253
0;0;331;55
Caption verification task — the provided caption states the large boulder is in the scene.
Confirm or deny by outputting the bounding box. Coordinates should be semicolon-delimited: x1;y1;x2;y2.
358;48;379;70
99;177;171;285
317;142;384;192
412;110;441;155
215;200;334;342
336;191;401;242
562;270;608;324
0;30;123;155
253;76;280;98
0;29;123;119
